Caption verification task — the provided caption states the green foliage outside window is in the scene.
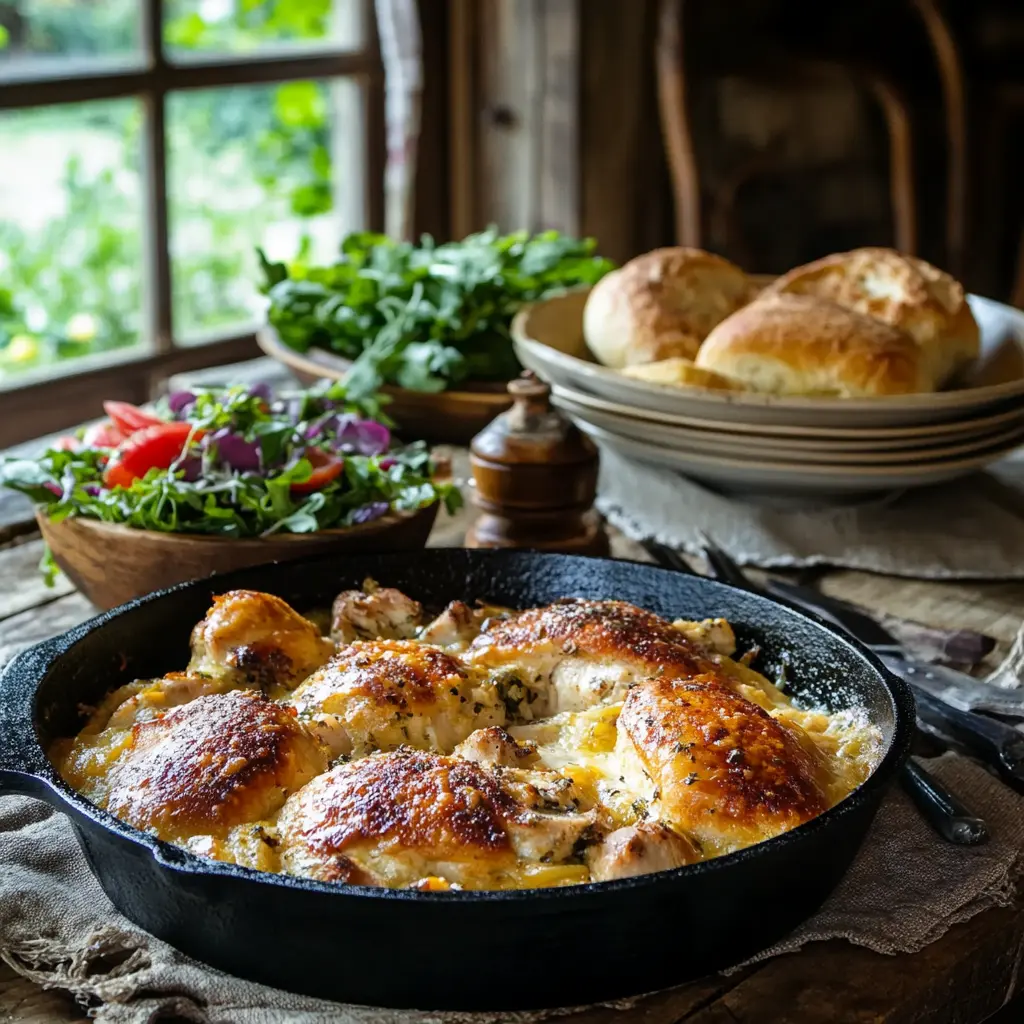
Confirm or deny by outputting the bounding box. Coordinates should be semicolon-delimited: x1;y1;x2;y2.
0;0;340;376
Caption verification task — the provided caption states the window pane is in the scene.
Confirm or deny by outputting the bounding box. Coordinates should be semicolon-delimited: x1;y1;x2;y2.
0;100;144;381
167;79;364;342
0;0;141;76
164;0;361;56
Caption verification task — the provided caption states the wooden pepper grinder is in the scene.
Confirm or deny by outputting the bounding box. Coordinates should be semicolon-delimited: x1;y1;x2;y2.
465;370;610;555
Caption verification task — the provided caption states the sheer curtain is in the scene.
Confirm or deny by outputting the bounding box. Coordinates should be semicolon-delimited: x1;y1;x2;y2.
375;0;423;240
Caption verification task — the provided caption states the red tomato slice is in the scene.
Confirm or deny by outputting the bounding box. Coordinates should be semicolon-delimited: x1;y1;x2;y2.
103;422;202;490
290;447;344;494
103;400;165;436
82;420;126;449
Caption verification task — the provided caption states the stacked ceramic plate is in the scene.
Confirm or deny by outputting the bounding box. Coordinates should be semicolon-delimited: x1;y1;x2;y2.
511;289;1024;498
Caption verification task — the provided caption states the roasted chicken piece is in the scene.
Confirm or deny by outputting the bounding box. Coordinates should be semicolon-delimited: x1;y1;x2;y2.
619;675;828;855
103;690;328;841
189;590;334;692
417;600;485;648
103;672;235;730
286;640;506;758
586;821;700;881
467;599;720;714
278;748;596;889
453;726;539;768
331;579;423;643
672;617;736;656
51;672;239;801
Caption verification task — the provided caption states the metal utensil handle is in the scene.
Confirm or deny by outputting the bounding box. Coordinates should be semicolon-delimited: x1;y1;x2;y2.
641;540;697;576
901;759;989;845
906;680;1024;790
696;532;753;591
765;577;904;653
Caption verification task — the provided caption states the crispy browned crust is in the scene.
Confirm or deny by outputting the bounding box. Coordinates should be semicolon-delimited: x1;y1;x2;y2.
190;589;334;691
583;247;754;368
695;293;928;397
57;585;880;890
293;641;468;715
763;247;979;386
279;750;524;866
471;598;719;677
620;676;827;848
105;690;327;839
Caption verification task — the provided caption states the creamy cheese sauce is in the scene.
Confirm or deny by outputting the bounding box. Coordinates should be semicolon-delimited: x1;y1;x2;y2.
50;594;884;890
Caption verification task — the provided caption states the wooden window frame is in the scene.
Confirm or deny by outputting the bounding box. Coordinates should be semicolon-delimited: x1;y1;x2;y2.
0;0;385;447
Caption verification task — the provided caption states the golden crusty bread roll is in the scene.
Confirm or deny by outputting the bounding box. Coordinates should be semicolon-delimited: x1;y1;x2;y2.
583;247;753;369
619;357;745;391
694;294;930;398
762;247;979;388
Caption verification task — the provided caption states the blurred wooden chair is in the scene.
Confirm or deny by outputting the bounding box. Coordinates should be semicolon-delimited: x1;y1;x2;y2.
656;0;966;273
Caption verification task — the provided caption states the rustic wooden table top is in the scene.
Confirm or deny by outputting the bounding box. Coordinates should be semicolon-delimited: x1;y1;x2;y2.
1;447;1023;1024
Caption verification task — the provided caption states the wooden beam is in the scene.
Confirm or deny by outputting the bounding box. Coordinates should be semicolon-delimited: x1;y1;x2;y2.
448;0;479;237
537;0;581;236
0;50;379;110
467;0;581;236
579;0;674;264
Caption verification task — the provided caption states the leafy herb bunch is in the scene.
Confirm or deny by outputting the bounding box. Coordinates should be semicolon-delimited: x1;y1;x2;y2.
259;227;615;397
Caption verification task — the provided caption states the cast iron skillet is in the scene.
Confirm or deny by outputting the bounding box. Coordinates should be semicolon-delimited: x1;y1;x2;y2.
0;549;913;1011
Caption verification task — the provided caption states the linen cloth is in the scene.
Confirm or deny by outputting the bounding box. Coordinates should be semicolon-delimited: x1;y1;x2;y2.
1;754;1020;1023
596;446;1024;579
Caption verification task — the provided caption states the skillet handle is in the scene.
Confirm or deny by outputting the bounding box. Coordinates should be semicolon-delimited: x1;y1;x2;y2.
0;643;61;799
901;759;989;845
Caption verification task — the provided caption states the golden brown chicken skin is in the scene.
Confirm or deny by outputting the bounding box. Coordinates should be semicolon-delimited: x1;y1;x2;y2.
104;690;327;841
51;584;882;891
467;599;720;713
619;675;828;855
586;821;700;881
189;590;335;691
286;640;506;757
278;748;596;889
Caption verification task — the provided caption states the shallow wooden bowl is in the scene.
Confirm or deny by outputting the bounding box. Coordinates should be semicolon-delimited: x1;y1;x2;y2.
37;503;439;611
257;327;512;444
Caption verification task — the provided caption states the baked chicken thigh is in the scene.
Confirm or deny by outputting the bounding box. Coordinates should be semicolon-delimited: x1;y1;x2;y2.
52;583;880;892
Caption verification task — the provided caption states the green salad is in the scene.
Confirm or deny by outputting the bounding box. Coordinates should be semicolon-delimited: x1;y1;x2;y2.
0;383;461;582
259;228;615;397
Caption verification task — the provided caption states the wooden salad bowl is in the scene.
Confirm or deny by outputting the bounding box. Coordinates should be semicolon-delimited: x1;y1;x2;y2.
257;327;512;445
37;503;439;611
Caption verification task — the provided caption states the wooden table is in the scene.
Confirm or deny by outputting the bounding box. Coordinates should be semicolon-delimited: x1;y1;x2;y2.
1;449;1023;1023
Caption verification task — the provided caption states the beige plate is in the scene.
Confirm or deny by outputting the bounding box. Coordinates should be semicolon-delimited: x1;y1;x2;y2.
556;394;1024;463
513;291;1024;429
580;421;1023;497
549;382;1024;443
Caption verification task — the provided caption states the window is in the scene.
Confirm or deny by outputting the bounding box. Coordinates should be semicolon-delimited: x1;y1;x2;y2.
0;0;383;446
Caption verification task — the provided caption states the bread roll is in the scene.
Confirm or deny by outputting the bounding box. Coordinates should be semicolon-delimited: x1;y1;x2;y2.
583;247;753;369
763;248;979;387
619;357;745;391
694;294;930;398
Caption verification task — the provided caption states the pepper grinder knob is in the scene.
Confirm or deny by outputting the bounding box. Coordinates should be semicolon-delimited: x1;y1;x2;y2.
465;370;610;555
